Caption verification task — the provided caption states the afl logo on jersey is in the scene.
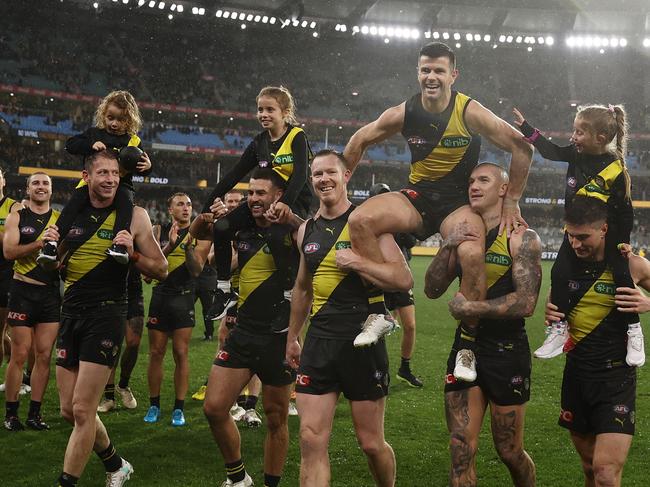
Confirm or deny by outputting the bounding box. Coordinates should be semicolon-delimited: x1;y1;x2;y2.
407;136;427;146
68;226;85;237
568;280;580;291
20;226;36;235
237;241;251;252
304;242;320;254
567;176;577;188
258;160;269;168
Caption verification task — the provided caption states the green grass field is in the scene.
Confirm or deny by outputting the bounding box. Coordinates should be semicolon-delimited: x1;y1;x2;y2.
2;258;649;486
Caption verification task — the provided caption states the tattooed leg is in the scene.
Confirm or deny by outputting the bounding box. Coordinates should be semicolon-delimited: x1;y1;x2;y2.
490;403;536;487
445;387;486;487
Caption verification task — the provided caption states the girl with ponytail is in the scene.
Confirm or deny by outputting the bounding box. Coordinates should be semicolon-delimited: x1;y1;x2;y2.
513;104;643;366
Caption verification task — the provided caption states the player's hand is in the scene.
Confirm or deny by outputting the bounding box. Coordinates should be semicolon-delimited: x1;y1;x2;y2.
618;243;633;259
616;287;650;313
136;151;152;172
267;201;291;224
286;338;302;369
92;141;107;151
113;230;134;255
209;198;229;219
42;224;60;243
448;292;470;320
443;221;480;248
335;248;360;271
512;108;525;128
544;301;565;326
142;275;153;284
168;222;179;247
499;198;528;237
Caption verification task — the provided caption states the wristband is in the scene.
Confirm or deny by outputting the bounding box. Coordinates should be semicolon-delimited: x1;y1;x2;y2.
523;128;540;144
131;251;141;263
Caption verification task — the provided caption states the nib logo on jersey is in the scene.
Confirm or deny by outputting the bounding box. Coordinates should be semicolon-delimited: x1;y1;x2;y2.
96;229;114;240
440;136;471;148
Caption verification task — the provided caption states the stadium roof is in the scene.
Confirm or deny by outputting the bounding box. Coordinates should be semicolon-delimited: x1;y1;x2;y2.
193;0;649;35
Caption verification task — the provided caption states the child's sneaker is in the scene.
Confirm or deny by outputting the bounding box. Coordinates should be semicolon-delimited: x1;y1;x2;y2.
534;321;568;359
626;323;645;367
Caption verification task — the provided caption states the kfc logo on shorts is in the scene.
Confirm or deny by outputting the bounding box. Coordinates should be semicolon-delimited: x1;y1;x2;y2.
567;176;577;188
100;339;114;349
560;409;574;423
296;374;311;386
303;242;320;254
216;350;229;361
20;226;36;235
568;280;580;291
402;189;419;200
7;312;27;321
510;375;524;386
445;374;456;385
613;404;630;415
225;315;237;325
56;348;67;360
148;317;159;325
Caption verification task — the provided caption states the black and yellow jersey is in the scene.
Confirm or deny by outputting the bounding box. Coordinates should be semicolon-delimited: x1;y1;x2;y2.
0;196;19;274
235;225;293;333
13;207;60;285
153;225;195;293
566;259;629;378
60;205;128;315
401;90;481;192
478;227;526;343
302;205;374;340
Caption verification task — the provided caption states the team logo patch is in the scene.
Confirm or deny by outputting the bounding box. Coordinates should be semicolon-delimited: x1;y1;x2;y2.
258;160;269;168
485;252;512;266
20;226;36;235
613;404;629;415
56;348;67;360
296;374;311;386
335;241;351;250
567;176;577;188
68;226;84;237
304;242;320;253
7;312;27;321
216;350;229;361
100;339;114;349
407;136;428;146
445;373;456;385
275;154;294;165
237;241;251;251
440;136;471;148
148;317;159;325
560;409;573;423
96;229;114;240
594;281;616;295
510;375;524;386
568;280;580;291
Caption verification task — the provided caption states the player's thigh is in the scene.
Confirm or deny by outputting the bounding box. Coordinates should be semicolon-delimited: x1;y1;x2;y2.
297;392;338;441
489;402;528;453
445;386;488;437
205;364;251;413
350;192;423;235
147;328;169;356
33;322;59;356
593;433;632;471
74;361;113;409
350;397;388;445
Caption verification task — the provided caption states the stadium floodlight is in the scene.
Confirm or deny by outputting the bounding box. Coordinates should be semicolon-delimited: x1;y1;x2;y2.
611;37;619;47
600;48;605;54
239;13;246;21
137;0;145;5
455;42;461;48
538;36;545;44
176;4;182;12
223;11;230;18
216;10;222;17
492;44;497;49
453;32;460;40
269;17;276;24
442;32;449;39
361;25;369;34
313;31;318;37
246;14;253;21
499;34;506;42
292;19;299;26
369;26;377;35
149;1;155;7
198;7;204;15
170;4;176;11
340;24;347;32
483;34;490;42
240;23;246;29
301;20;308;28
515;35;522;43
506;35;513;43
168;13;173;19
527;46;532;52
384;38;390;44
433;31;440;39
123;0;129;4
465;33;473;41
192;6;198;14
620;38;627;47
411;29;420;39
93;2;99;8
474;34;481;41
424;31;431;39
261;15;268;23
387;27;394;37
378;26;386;36
310;21;316;28
254;15;260;22
644;38;650;48
545;36;554;45
158;2;164;9
566;36;574;47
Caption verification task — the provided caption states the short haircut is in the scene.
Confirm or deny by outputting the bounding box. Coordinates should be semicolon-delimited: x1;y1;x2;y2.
312;149;348;169
474;162;509;184
84;149;119;172
564;195;607;226
419;42;456;69
250;167;287;191
26;171;51;187
167;192;190;207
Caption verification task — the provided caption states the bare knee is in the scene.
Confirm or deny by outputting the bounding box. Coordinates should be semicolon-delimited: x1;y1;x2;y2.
495;444;525;469
71;401;95;427
593;460;621;485
264;407;287;434
60;404;74;424
149;347;166;363
300;423;329;454
172;346;188;364
348;209;376;234
355;429;386;459
9;346;28;367
203;396;229;423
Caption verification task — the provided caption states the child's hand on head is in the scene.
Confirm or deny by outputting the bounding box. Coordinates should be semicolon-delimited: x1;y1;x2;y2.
92;141;107;151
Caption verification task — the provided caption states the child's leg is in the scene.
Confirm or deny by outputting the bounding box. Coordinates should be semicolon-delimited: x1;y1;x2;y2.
265;224;297;292
550;232;577;317
53;185;90;241
213;204;255;283
112;185;135;235
605;227;639;325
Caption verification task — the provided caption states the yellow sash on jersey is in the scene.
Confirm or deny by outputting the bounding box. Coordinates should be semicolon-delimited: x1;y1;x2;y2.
14;209;60;277
575;159;624;203
271;127;303;182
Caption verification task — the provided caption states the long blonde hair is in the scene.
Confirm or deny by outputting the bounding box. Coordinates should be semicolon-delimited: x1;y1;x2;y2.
94;90;142;135
256;86;298;126
577;103;631;199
